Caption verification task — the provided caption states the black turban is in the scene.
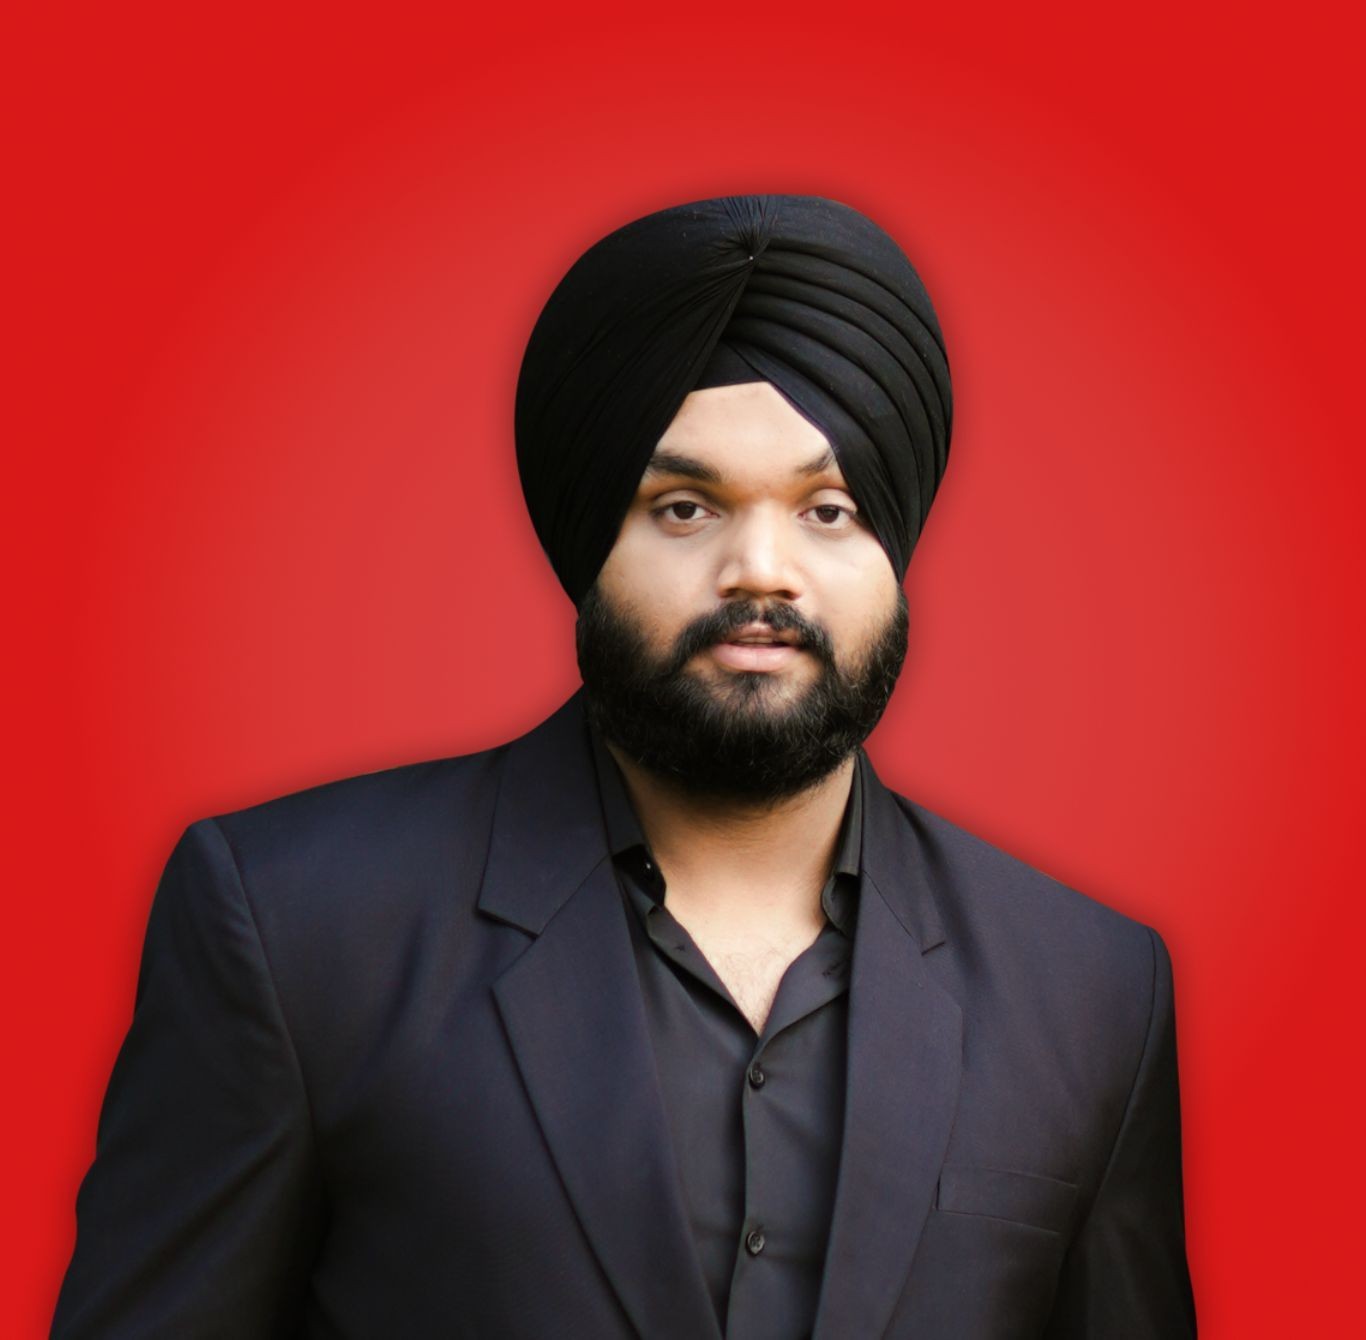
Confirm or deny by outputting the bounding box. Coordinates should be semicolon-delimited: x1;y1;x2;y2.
515;194;953;607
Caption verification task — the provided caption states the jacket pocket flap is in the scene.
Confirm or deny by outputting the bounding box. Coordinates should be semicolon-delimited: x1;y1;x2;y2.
935;1164;1078;1235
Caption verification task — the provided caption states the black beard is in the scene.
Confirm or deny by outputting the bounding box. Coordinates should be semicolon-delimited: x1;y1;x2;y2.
575;582;909;806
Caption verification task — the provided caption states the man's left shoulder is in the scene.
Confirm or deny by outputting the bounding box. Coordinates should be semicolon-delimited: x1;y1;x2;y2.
888;790;1167;988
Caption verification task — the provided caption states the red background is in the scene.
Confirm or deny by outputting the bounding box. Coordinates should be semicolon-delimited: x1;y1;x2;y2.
7;4;1362;1334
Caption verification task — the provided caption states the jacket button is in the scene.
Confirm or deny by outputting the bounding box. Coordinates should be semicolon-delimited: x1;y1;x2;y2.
747;1063;766;1089
745;1228;766;1256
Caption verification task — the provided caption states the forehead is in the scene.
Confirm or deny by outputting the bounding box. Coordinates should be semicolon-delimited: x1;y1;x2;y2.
643;382;846;488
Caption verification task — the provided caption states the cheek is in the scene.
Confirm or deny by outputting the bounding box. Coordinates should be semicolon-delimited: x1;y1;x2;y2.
819;577;901;663
596;534;700;653
805;523;896;588
813;546;898;618
599;519;698;607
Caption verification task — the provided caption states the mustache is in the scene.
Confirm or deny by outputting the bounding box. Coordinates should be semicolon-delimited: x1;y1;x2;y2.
663;601;834;677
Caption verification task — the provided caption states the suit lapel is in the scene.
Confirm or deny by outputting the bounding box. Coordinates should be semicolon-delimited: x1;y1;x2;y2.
811;752;963;1340
481;690;723;1340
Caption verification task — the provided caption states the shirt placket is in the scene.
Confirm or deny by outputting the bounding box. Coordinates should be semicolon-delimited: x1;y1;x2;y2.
722;920;850;1337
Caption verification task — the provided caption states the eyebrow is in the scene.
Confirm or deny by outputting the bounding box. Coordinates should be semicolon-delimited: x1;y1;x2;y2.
643;446;838;484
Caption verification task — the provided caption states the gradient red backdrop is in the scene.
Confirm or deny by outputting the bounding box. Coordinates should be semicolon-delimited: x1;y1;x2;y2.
8;5;1363;1335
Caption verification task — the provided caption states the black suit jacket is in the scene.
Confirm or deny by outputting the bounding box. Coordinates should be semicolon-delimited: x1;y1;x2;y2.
53;688;1196;1338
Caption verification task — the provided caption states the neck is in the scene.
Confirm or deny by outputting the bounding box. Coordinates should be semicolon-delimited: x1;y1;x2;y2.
604;740;856;932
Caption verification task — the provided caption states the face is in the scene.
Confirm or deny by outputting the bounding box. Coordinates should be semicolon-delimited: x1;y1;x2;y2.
576;381;909;804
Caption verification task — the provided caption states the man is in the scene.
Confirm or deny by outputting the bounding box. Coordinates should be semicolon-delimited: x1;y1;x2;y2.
54;195;1196;1338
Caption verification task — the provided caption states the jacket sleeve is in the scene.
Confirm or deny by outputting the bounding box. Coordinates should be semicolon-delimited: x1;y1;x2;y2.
1042;925;1197;1338
52;818;325;1339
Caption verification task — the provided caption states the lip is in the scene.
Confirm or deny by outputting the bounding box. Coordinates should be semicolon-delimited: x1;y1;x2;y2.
708;640;802;672
727;622;799;646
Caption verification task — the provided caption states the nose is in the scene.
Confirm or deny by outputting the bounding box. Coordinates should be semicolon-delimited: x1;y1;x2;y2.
714;504;804;603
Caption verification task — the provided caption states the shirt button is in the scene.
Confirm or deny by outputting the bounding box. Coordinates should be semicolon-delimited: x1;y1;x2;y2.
745;1228;766;1256
747;1063;766;1089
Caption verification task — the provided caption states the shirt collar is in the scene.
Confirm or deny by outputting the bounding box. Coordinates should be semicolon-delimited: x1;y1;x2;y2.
586;715;865;934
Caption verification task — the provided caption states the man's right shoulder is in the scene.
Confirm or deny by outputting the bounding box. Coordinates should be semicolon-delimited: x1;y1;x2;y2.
190;738;513;929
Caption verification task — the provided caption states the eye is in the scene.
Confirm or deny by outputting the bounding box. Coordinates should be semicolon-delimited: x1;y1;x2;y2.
807;503;858;528
652;499;714;525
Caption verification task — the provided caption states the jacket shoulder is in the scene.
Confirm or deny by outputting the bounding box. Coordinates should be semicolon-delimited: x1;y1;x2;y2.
203;740;509;927
890;791;1165;990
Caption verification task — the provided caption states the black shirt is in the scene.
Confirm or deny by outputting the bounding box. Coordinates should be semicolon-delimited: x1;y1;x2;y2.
587;722;865;1339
